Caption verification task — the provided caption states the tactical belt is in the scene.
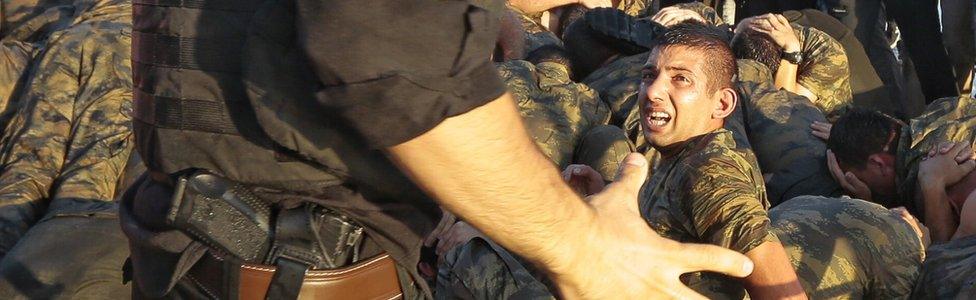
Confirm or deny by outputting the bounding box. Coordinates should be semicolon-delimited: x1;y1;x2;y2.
167;171;401;299
188;251;402;300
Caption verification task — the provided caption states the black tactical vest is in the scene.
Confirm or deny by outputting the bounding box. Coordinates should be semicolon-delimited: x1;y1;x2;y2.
131;0;439;293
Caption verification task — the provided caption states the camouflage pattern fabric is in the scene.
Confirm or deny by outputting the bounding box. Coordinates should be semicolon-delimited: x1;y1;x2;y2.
735;59;843;205
436;237;554;300
0;40;32;125
771;196;925;299
911;234;976;299
639;129;777;298
896;96;976;216
0;0;133;254
498;60;610;169
572;124;634;181
669;2;726;26
0;0;73;38
792;23;852;119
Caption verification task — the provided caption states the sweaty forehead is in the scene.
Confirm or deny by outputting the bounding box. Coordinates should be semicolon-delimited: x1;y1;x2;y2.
644;46;706;73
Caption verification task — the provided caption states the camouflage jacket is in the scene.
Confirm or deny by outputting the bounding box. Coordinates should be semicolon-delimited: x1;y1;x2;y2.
771;196;924;299
735;59;843;205
792;23;852;119
0;0;132;253
497;60;610;168
639;128;776;298
0;40;32;124
896;96;976;215
911;235;976;299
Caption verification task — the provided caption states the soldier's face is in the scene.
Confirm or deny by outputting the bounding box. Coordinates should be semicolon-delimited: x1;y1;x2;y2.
639;46;724;150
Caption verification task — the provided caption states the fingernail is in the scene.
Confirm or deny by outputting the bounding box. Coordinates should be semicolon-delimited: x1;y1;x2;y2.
742;260;755;274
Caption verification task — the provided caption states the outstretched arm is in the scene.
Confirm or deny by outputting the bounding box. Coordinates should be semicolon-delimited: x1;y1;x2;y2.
387;93;754;298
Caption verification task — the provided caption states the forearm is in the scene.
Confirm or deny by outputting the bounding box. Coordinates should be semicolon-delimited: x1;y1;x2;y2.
387;93;594;273
508;0;579;13
773;61;799;93
921;182;959;243
742;241;807;300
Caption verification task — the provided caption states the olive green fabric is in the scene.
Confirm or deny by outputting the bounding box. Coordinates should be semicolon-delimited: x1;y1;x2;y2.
771;196;924;299
436;238;554;300
792;23;853;119
0;202;129;299
639;129;776;298
911;235;976;299
0;0;132;254
735;59;843;205
498;60;611;169
895;96;976;215
573;124;634;181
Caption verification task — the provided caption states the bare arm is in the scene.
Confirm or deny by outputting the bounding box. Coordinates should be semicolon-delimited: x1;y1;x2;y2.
742;241;808;300
918;142;976;243
387;93;754;298
747;14;803;94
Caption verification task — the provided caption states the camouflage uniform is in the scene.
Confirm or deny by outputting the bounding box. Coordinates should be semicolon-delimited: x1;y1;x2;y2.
573;124;634;181
436;238;554;300
498;60;611;169
770;196;925;299
0;40;32;123
895;96;976;214
0;0;133;297
792;23;853;119
735;59;843;205
639;128;777;298
911;235;976;299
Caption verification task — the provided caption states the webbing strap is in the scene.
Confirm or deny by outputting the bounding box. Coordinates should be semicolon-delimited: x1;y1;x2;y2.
132;31;243;73
133;89;240;134
265;257;309;300
132;0;261;12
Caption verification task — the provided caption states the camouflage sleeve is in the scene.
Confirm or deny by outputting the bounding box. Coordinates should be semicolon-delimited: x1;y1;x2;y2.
0;17;132;252
680;155;777;253
796;25;852;118
0;40;33;119
672;2;725;26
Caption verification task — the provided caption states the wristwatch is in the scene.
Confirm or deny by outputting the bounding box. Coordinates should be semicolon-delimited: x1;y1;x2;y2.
782;51;803;65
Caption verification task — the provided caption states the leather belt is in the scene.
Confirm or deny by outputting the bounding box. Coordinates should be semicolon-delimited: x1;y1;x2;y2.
188;251;403;300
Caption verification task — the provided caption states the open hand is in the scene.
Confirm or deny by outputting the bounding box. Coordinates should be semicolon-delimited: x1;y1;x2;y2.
920;142;976;189
826;150;872;201
552;153;754;299
745;14;801;52
810;121;831;141
651;6;705;27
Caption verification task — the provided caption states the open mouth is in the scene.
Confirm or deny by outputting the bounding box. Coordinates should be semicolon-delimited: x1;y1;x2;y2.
646;111;672;127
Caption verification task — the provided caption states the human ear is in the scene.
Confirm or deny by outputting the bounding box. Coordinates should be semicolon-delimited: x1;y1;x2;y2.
712;87;737;119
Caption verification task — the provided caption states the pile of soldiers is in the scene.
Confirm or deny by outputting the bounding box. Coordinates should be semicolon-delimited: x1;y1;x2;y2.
0;0;973;298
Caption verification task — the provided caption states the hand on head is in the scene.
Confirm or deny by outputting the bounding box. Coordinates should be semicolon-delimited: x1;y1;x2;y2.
740;14;801;52
827;150;873;201
651;7;705;27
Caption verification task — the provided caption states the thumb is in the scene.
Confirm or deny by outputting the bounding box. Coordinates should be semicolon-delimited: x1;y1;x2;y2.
599;153;649;212
675;243;754;278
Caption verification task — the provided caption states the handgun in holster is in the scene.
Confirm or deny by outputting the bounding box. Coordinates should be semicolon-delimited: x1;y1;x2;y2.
164;171;366;267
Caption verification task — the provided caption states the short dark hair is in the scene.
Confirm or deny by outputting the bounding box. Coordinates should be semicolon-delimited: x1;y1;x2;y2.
527;45;575;78
827;108;905;169
651;21;737;92
731;29;782;74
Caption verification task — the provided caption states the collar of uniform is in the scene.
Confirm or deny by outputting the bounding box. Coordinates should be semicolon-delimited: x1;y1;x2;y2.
658;128;733;160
